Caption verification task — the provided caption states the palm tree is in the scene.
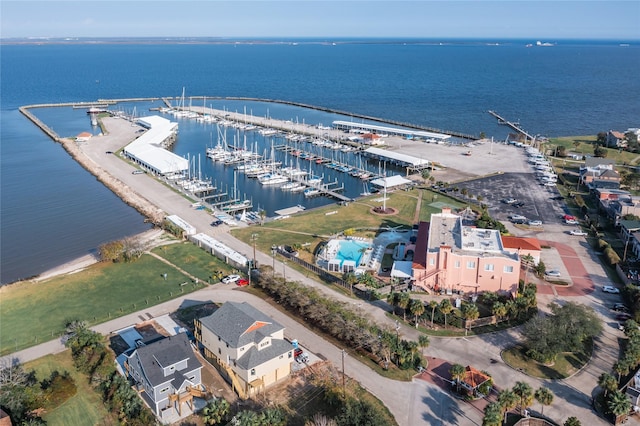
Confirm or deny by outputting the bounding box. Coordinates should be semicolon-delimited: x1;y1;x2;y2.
482;402;503;426
397;292;411;321
305;413;337;426
387;292;399;316
409;299;425;328
440;298;453;329
234;410;260;426
201;399;229;425
418;335;430;356
260;407;286;426
450;363;466;393
497;389;518;425
534;387;554;416
564;417;581;426
598;372;618;398
492;301;508;322
512;381;534;415
461;303;480;331
608;390;631;420
429;300;438;328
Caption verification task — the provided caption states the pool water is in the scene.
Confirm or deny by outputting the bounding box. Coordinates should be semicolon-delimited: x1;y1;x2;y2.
336;240;371;267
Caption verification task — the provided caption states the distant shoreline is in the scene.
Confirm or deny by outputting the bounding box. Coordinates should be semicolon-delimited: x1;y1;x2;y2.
1;37;636;46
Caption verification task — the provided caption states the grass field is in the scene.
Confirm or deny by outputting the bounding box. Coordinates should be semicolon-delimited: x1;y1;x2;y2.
25;351;112;426
545;136;640;165
501;344;591;379
231;187;463;258
152;241;237;283
0;254;204;355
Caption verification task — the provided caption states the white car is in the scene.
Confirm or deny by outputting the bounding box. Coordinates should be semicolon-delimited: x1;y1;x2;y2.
565;219;579;225
222;274;241;284
603;285;620;294
545;270;561;278
528;220;543;227
570;229;588;236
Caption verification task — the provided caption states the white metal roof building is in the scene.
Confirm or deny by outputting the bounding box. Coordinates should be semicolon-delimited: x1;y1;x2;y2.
123;116;188;176
332;120;451;141
364;147;430;169
190;233;249;269
166;215;196;236
370;175;414;189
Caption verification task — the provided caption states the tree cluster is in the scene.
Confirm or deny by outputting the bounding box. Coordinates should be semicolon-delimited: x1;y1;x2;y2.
64;321;156;425
482;382;553;426
475;209;508;234
314;371;395;426
254;273;424;371
613;319;640;381
0;363;77;425
522;302;602;363
98;236;146;263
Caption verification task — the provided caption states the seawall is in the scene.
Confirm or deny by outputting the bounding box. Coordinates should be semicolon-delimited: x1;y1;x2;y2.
19;105;165;225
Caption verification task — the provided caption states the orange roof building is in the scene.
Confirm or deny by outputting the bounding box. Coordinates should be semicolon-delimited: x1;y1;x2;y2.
501;236;542;265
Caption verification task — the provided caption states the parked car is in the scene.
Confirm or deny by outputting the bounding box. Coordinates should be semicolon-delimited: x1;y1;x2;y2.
236;278;249;286
616;313;632;321
211;220;223;227
528;220;542;227
502;198;517;204
565;219;579;225
222;274;241;284
294;348;303;358
545;270;561;278
513;201;526;208
563;214;576;220
570;229;588;236
132;170;146;175
603;285;620;294
295;352;309;363
612;303;629;312
282;245;299;257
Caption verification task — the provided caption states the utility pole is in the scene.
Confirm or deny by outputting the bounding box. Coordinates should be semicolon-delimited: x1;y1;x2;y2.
341;349;346;397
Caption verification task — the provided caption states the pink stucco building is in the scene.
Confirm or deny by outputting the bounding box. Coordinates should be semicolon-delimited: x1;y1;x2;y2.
412;208;521;295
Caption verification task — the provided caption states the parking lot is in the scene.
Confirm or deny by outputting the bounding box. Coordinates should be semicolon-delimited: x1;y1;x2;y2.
453;172;570;225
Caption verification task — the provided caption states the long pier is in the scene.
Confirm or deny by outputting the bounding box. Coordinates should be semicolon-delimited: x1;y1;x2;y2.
488;110;534;141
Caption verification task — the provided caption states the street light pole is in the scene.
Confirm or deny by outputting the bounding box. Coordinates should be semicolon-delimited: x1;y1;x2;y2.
271;246;276;277
282;260;287;282
341;349;346;397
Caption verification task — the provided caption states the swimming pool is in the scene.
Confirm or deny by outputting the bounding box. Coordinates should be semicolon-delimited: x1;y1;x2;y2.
336;239;371;267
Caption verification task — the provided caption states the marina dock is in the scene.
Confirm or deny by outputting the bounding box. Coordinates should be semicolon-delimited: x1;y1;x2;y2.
487;110;534;141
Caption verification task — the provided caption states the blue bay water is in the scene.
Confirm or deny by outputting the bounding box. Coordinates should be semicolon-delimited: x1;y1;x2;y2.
1;39;639;284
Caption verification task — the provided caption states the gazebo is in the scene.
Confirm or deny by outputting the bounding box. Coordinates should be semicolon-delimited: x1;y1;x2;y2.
460;366;491;397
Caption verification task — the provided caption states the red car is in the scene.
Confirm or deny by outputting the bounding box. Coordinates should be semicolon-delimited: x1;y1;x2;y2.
562;214;576;221
294;348;303;358
236;278;249;286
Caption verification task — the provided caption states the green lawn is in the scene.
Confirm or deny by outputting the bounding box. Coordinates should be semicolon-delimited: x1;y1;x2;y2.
232;188;463;256
545;136;640;165
25;351;112;426
501;344;591;379
152;241;237;283
0;254;204;355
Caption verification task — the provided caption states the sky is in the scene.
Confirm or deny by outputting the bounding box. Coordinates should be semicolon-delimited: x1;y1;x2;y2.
1;1;639;40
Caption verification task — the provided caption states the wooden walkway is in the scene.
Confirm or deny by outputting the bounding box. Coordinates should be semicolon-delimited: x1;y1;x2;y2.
488;110;534;141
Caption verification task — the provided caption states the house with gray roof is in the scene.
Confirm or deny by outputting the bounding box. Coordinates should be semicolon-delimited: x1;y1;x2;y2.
124;332;204;423
195;302;294;399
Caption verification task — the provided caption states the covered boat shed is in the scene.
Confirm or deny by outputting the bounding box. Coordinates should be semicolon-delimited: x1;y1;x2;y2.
123;115;188;176
363;147;431;173
332;120;450;142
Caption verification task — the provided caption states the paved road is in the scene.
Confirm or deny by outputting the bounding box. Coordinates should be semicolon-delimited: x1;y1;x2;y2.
3;116;629;426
